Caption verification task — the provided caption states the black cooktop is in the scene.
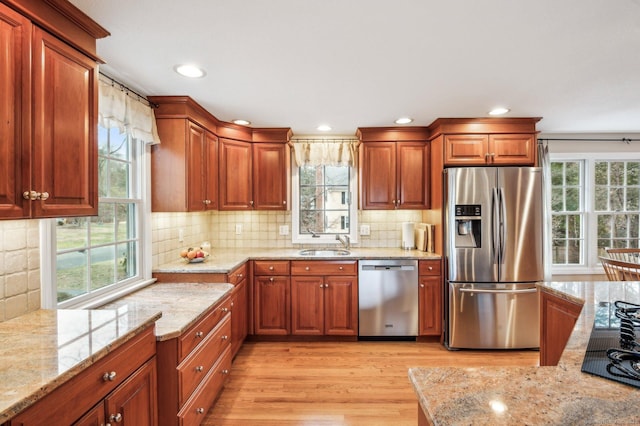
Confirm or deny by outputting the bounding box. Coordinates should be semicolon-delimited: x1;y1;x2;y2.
581;301;640;389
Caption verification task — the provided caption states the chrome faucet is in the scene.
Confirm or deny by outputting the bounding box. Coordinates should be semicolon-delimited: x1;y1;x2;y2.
336;234;350;249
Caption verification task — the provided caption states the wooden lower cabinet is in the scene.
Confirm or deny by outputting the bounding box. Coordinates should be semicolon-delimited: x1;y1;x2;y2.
253;260;291;335
156;297;232;425
10;327;157;426
539;290;583;366
418;260;443;337
230;264;249;356
290;260;358;336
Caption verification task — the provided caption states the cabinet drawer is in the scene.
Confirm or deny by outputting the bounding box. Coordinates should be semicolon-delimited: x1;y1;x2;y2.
178;314;231;404
228;262;248;285
11;327;156;425
419;260;441;276
291;260;357;276
178;346;232;426
179;296;231;361
254;260;290;275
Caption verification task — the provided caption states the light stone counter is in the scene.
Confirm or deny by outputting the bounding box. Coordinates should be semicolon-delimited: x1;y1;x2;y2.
408;281;640;425
154;247;441;274
100;282;234;340
0;308;160;422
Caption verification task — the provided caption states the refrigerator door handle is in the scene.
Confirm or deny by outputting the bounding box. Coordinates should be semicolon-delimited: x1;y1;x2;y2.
499;187;506;264
491;188;500;264
459;287;538;294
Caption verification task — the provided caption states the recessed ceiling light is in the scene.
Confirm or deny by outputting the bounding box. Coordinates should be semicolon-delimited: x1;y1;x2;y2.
395;117;413;124
488;107;510;116
317;124;332;131
232;119;251;126
174;64;206;78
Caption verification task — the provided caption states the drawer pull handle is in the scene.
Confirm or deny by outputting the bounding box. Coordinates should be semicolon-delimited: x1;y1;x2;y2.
222;369;230;374
195;331;204;338
269;266;274;271
195;365;204;372
110;413;122;423
102;371;117;382
196;408;205;414
222;335;229;340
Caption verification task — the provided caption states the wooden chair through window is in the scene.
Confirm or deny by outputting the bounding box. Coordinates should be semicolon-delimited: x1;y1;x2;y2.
599;256;640;281
605;248;640;263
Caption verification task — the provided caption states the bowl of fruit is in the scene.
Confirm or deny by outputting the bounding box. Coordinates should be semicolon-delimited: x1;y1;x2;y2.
180;247;210;263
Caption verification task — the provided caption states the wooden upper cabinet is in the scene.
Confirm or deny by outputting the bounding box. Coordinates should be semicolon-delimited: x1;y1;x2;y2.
360;140;430;210
32;28;98;217
253;142;288;210
151;119;217;212
0;2;107;220
444;133;536;166
0;4;30;218
219;138;253;210
219;138;290;211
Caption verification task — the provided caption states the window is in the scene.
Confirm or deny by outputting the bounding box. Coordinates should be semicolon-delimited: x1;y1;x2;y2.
292;163;358;244
43;126;151;308
551;160;585;265
550;154;640;273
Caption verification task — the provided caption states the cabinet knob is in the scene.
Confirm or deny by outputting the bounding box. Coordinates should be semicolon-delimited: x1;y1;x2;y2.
102;371;117;382
109;413;123;423
195;331;204;338
269;277;274;282
238;273;244;278
222;369;230;374
319;284;323;288
196;408;205;414
283;200;287;205
428;266;433;271
222;307;229;313
338;266;343;270
269;266;274;271
305;266;310;271
250;200;254;206
222;335;229;340
23;190;49;201
420;284;425;288
195;365;204;372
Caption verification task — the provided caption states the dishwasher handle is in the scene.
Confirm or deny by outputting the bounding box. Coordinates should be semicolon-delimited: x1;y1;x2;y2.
360;265;416;271
458;287;537;294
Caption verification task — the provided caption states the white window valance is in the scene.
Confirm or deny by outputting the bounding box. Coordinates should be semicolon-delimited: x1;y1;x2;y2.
98;79;161;145
291;139;358;167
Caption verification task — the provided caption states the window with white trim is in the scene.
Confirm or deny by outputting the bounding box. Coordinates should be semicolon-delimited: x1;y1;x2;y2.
46;126;150;308
551;153;640;273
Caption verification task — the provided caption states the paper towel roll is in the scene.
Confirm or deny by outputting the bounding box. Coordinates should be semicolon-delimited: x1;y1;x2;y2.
401;222;415;250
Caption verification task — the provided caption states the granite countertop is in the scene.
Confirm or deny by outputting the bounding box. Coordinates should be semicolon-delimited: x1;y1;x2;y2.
154;247;442;274
408;281;640;425
0;308;160;422
100;282;234;340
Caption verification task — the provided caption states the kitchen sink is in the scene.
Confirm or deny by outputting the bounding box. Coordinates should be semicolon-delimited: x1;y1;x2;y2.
298;249;351;256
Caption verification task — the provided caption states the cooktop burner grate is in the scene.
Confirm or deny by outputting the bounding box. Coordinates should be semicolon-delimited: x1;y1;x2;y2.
581;300;640;389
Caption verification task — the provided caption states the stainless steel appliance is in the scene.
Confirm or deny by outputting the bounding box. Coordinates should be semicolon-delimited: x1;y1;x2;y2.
444;167;544;349
358;259;418;337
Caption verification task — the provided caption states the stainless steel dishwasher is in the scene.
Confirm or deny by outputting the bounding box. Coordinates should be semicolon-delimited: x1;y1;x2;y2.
358;259;419;338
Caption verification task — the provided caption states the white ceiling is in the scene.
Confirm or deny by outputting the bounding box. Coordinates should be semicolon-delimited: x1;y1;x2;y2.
70;0;640;136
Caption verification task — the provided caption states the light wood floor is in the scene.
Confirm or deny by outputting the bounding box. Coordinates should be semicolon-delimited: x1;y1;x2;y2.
204;340;539;426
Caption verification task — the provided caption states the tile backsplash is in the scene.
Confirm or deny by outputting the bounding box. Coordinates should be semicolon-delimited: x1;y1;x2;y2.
0;220;41;320
152;210;424;267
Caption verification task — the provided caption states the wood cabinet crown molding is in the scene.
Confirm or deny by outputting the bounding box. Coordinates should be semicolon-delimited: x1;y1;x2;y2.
2;0;109;61
427;117;542;139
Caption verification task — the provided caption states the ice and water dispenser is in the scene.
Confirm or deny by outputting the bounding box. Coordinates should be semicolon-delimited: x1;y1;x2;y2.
454;204;481;248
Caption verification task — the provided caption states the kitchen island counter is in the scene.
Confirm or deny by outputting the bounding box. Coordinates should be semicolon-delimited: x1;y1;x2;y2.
154;247;441;274
409;281;640;425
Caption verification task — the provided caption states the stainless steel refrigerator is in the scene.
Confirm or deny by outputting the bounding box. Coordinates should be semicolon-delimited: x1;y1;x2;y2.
444;167;544;349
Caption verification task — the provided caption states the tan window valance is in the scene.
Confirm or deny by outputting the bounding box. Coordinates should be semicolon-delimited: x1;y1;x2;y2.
291;139;358;167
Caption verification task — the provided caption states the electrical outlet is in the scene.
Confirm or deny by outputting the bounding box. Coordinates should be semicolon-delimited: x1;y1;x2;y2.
360;224;370;236
178;228;184;242
235;224;242;235
279;225;289;236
